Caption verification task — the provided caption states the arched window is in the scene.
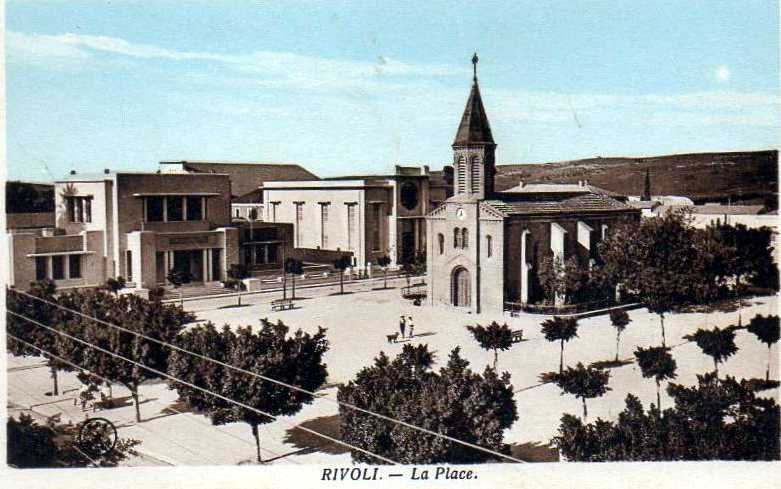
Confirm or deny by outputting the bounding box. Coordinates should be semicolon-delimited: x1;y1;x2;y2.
438;233;445;255
453;228;460;249
470;156;481;193
456;156;467;194
462;228;469;249
486;235;492;257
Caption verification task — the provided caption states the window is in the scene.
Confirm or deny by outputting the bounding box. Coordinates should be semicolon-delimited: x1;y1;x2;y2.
66;197;93;223
295;202;304;247
470;156;481;193
124;251;131;281
400;182;419;210
438;233;444;254
372;204;383;251
69;255;82;279
346;204;357;251
462;228;469;249
456;156;466;194
235;208;240;218
146;197;164;222
249;208;258;221
320;203;329;248
486;235;492;257
52;255;65;280
167;196;184;222
186;196;203;221
453;228;460;249
35;257;47;281
602;224;609;240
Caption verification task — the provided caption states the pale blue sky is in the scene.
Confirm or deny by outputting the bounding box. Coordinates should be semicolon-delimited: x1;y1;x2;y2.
6;0;780;182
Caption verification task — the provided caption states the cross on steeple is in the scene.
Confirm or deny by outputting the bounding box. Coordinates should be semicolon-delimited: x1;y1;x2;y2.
472;52;479;82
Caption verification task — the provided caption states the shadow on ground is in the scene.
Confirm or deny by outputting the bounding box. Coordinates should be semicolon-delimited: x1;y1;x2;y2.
283;414;349;455
589;358;634;370
509;441;559;462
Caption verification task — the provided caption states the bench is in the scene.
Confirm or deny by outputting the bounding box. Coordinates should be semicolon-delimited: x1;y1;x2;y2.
271;298;294;311
511;329;524;343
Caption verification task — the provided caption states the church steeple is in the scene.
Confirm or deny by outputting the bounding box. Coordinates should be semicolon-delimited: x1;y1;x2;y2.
452;53;496;200
453;53;495;147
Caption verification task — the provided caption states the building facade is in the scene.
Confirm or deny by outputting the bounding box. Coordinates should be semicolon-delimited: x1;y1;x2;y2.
262;165;452;270
426;56;641;314
8;170;241;291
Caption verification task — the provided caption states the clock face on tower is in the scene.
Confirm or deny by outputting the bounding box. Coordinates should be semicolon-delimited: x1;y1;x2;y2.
456;208;466;220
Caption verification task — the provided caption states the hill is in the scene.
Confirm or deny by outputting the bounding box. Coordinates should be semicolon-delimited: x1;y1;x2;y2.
495;150;778;206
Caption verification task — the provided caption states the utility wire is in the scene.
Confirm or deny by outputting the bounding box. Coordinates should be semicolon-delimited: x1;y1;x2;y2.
6;334;297;465
6;309;399;465
10;288;526;463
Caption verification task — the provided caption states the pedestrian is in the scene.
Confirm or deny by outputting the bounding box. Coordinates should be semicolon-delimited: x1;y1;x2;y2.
399;315;406;339
408;317;415;338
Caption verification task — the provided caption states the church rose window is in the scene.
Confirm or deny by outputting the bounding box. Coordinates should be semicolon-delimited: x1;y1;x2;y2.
400;182;418;210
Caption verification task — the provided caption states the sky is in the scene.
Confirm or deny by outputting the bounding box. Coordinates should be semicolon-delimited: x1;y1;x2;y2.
5;0;780;182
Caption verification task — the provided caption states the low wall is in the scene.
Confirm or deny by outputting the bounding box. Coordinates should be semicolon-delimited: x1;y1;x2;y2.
6;212;55;229
289;248;353;264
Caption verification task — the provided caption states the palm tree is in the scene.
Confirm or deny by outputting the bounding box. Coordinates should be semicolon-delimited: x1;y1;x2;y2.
610;309;631;362
284;258;304;299
333;256;351;294
746;314;780;381
376;255;391;289
684;326;739;379
634;345;677;409
551;363;611;420
541;316;579;373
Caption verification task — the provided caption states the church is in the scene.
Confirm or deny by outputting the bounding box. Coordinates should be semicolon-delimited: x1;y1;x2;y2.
426;54;640;314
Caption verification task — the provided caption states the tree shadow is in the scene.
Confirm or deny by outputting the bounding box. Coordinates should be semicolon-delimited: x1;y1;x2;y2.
588;358;634;370
283;414;348;455
409;331;436;338
328;291;355;296
372;286;397;291
509;441;559;462
676;296;754;315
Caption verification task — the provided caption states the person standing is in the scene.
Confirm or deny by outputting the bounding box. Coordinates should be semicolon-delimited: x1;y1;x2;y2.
399;315;406;339
408;317;415;339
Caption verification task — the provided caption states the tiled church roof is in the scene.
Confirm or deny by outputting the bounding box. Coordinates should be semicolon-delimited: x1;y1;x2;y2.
483;193;635;216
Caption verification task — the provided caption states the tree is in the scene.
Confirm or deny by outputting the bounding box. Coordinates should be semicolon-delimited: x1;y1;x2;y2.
553;373;780;461
7;414;140;468
549;363;610;420
338;345;517;464
6;280;70;396
103;276;126;296
333;256;351;295
284;258;304;299
167;268;192;307
376;255;391;289
466;321;514;369
77;290;193;422
537;254;585;306
609;309;631;361
226;263;249;306
541;316;579;373
168;319;329;463
634;345;677;409
747;314;780;381
684;327;739;379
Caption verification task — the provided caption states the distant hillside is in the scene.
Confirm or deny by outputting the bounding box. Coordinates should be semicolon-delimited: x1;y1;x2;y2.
496;150;778;207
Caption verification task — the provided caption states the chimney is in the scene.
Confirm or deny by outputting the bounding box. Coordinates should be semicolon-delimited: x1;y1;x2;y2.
423;165;430;175
70;170;76;175
519;180;525;188
104;168;110;174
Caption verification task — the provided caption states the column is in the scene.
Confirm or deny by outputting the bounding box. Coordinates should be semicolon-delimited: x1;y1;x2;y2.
203;249;209;282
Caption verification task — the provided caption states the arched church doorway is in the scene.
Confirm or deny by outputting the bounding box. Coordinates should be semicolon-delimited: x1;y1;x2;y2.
451;266;471;307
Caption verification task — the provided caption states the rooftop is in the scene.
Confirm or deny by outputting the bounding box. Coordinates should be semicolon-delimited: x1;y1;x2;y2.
484;193;635;216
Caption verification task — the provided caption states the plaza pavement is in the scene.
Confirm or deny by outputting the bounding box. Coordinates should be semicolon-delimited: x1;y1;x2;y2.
6;279;779;465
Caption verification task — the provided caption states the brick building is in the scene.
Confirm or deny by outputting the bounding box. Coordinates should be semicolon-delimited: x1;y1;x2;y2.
426;55;640;314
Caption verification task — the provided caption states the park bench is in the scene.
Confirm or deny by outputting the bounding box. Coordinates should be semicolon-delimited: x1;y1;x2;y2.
271;298;294;311
511;329;524;343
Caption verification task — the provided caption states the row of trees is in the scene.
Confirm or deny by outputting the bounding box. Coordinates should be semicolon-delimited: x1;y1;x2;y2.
551;314;780;460
6;280;334;464
533;211;777;320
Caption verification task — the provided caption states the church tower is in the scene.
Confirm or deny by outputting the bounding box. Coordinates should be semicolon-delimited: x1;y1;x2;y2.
452;53;496;200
